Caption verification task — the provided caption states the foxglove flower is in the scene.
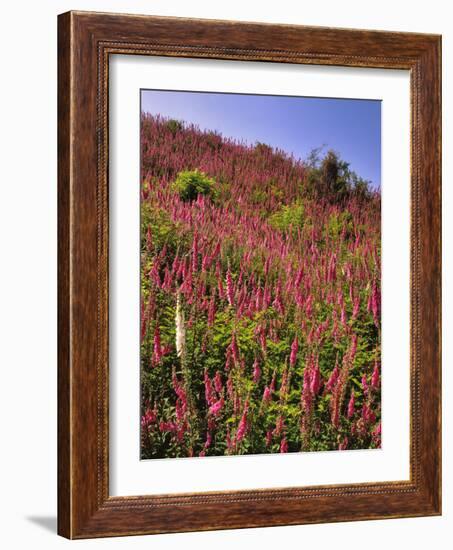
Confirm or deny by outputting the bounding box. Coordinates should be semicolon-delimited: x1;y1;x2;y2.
371;361;380;390
235;402;249;444
152;326;163;365
280;437;288;453
209;398;224;417
347;391;355;419
326;361;340;392
290;335;299;367
252;359;261;383
226;267;235;306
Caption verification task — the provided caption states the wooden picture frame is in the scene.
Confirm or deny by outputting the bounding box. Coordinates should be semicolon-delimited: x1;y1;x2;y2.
58;10;441;539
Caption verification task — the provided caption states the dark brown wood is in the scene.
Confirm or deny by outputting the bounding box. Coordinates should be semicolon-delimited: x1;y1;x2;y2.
58;10;442;539
57;11;71;538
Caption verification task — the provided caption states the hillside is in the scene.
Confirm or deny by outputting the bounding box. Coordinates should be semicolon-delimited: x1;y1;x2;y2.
140;113;381;458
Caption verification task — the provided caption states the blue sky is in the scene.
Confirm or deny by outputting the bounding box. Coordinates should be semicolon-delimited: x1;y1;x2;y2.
141;89;381;189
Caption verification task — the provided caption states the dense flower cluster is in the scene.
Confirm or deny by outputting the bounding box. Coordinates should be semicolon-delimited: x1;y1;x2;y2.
140;114;381;459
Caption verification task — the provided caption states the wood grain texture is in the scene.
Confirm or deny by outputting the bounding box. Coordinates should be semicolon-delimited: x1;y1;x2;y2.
57;10;442;539
57;11;71;538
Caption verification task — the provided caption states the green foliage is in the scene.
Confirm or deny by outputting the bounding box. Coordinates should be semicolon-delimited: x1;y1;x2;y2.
327;210;354;239
250;188;267;205
305;145;325;169
166;118;184;135
172;169;218;202
141;202;182;253
269;202;305;233
254;141;273;155
351;174;373;201
205;131;223;151
269;183;284;204
305;149;373;204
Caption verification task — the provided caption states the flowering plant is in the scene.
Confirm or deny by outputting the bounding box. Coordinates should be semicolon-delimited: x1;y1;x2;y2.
140;114;381;459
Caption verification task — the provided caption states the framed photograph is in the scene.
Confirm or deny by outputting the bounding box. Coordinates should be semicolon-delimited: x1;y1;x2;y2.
58;11;441;538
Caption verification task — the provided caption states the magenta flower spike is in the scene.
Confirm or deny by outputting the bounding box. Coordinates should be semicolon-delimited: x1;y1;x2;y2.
280;437;288;453
209;398;224;417
310;363;321;395
262;386;272;405
347;392;355;419
235;402;249;444
371;361;380;389
361;374;369;397
252;359;261;383
290;335;299;367
226;267;235;306
326;362;340;392
152;326;163;366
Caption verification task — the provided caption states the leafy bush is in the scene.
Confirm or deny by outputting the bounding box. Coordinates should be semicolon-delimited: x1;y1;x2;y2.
269;202;305;233
305;149;373;204
166;119;184;135
327;210;354;240
254;141;273;155
205;131;223;151
172;169;218;202
140;202;189;256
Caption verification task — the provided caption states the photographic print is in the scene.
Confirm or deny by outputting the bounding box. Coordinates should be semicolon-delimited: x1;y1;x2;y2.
58;13;441;537
140;90;382;459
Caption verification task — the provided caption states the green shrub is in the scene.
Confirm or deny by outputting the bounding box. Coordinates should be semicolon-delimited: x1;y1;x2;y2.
327;210;354;239
172;169;218;202
254;142;273;155
250;188;267;205
269;202;305;233
141;203;183;253
205;131;223;151
166;119;184;135
304;149;372;204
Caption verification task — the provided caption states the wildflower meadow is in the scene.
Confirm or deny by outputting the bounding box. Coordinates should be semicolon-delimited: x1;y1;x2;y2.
140;111;381;459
